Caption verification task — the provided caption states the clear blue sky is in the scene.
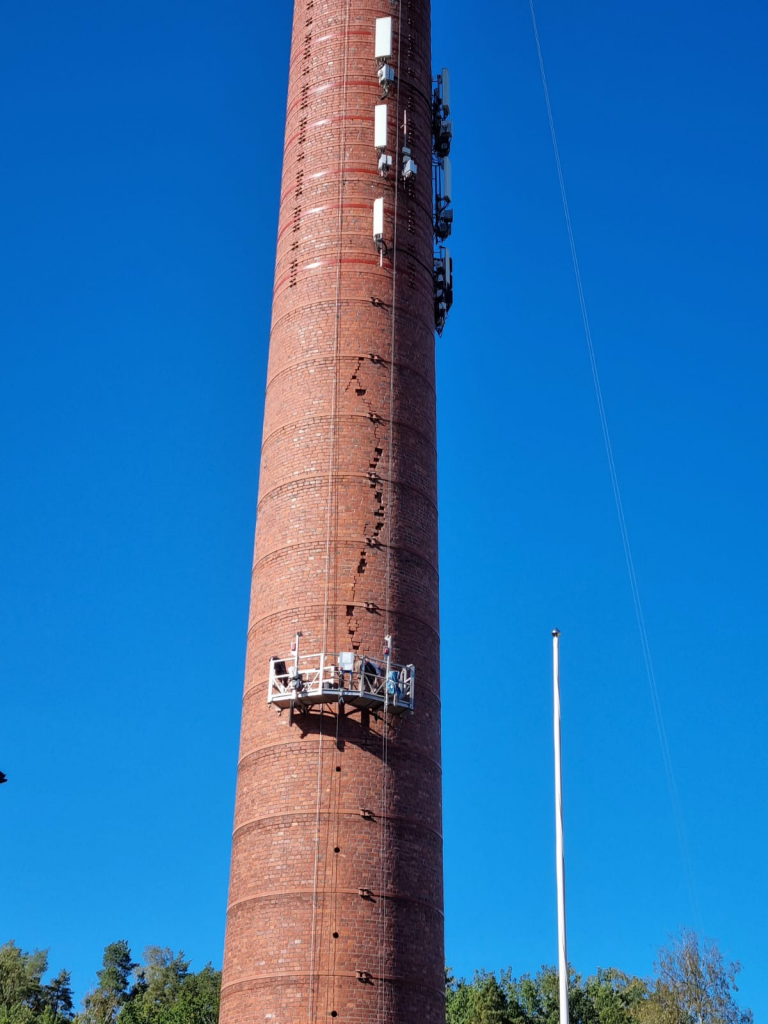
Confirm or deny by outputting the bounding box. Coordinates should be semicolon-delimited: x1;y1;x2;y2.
2;0;766;1018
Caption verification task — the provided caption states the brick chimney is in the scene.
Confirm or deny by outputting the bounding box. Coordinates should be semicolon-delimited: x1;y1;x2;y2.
220;0;444;1019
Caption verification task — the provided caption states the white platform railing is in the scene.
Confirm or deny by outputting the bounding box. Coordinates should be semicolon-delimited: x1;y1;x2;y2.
267;650;415;714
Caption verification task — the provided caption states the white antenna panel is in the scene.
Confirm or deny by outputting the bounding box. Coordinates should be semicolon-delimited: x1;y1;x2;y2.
444;248;452;287
373;197;385;238
375;17;393;60
374;104;388;150
441;68;451;115
442;157;452;205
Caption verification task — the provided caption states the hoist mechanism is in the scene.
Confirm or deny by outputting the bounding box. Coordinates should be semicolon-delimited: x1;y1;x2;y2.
267;632;416;716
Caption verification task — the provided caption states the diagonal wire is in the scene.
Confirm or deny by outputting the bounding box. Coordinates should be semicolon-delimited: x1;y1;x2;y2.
528;0;703;934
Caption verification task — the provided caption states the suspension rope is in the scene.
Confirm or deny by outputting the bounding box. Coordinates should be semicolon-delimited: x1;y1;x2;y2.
378;4;404;1015
322;705;344;1021
311;3;353;1016
306;707;325;1023
528;0;703;931
321;0;353;657
383;0;404;644
377;702;391;1018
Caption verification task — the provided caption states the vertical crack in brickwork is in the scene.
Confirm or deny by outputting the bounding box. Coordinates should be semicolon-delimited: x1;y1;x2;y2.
343;357;388;649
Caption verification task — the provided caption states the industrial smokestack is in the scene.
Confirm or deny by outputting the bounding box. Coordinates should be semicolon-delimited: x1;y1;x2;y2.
220;0;447;1020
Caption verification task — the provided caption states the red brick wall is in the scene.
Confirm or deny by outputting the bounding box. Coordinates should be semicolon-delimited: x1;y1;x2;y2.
220;0;442;1019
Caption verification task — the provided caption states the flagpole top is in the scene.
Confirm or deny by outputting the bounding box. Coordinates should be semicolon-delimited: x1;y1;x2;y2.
551;629;561;638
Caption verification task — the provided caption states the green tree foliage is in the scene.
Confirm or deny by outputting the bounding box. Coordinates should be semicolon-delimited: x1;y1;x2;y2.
78;941;137;1024
117;948;220;1024
445;934;752;1024
0;943;73;1024
584;969;648;1024
43;973;75;1022
639;929;753;1024
121;946;190;1020
0;929;751;1024
0;942;218;1024
75;944;220;1024
447;964;644;1024
446;970;511;1024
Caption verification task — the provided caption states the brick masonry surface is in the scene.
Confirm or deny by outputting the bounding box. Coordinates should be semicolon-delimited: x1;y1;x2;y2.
220;0;443;1019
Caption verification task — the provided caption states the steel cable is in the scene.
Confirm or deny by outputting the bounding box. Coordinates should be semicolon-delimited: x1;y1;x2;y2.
528;0;703;932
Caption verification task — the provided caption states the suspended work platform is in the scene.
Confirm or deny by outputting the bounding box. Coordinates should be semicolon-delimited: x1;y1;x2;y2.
268;634;415;715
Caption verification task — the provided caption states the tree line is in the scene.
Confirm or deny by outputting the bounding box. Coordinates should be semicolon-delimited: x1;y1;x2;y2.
446;930;752;1024
1;928;752;1023
0;941;219;1024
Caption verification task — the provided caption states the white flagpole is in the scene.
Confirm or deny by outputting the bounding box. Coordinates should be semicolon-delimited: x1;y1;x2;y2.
552;628;569;1024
